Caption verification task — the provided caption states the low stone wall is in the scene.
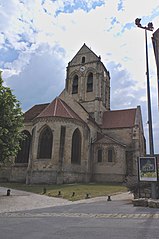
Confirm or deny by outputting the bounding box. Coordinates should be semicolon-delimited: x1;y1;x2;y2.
0;164;28;183
132;198;159;208
10;165;28;183
93;173;125;183
26;170;91;184
27;170;57;184
63;172;90;184
132;198;148;207
0;167;11;182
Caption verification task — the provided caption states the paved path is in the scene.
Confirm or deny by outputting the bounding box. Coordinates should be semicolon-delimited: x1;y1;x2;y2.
0;187;132;213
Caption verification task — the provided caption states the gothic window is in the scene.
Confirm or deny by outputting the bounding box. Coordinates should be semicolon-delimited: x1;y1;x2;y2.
15;130;31;164
97;149;102;163
71;128;81;164
108;148;114;162
82;56;85;64
38;127;53;159
72;75;78;94
87;72;93;92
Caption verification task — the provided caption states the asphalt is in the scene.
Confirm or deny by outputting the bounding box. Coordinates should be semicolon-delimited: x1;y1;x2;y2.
0;186;133;213
1;187;159;239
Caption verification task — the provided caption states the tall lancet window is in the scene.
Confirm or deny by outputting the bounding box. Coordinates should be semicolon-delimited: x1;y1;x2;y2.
72;75;78;94
87;72;93;92
15;130;31;164
38;127;53;159
71;128;81;164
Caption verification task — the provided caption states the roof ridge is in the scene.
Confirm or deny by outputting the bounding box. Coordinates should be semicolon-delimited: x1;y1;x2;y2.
59;98;74;119
53;98;58;116
108;108;137;112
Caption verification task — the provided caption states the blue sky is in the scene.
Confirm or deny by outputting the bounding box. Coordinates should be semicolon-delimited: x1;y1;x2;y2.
0;0;159;153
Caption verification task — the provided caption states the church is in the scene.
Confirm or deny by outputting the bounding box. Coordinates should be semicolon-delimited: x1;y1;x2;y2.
8;44;146;184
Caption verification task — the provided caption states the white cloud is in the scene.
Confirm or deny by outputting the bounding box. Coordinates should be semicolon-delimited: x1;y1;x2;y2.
0;0;159;153
5;43;66;111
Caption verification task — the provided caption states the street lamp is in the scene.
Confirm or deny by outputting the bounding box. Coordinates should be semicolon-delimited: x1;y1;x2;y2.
135;18;154;155
135;18;156;199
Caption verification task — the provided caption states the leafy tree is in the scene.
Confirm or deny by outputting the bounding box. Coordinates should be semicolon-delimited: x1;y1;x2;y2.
0;71;24;163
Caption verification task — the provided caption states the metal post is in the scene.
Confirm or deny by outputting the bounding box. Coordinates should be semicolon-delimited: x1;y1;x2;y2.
135;18;156;199
145;29;154;156
145;29;156;199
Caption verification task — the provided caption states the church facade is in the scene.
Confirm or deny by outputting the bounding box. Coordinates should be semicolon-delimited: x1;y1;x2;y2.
5;44;146;184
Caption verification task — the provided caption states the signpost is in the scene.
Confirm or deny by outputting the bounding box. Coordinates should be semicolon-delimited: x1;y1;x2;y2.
138;157;158;182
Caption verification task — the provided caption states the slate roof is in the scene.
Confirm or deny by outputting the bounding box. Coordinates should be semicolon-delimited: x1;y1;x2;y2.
24;100;137;129
101;108;137;129
36;97;83;121
24;103;49;122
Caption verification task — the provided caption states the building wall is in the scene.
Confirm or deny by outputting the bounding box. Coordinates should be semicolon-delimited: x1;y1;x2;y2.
0;46;146;185
102;128;133;145
26;117;91;184
65;45;110;124
92;136;126;182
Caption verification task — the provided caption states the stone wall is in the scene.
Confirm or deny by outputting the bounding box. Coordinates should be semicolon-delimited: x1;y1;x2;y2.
10;165;28;183
93;143;126;182
27;170;57;184
93;173;125;182
25;117;91;184
0;166;11;182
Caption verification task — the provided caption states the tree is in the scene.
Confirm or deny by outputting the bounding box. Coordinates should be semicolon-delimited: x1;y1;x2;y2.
0;71;24;163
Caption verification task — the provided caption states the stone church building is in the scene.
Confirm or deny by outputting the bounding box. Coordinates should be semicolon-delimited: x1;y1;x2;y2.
4;44;146;184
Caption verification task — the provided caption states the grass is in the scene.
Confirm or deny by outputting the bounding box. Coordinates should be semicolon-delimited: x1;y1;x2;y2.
0;182;127;201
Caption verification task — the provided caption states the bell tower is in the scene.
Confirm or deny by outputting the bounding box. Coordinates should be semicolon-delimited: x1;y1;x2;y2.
65;44;110;124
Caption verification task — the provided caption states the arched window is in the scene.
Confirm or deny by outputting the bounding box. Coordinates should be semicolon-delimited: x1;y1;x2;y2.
87;72;93;92
15;130;31;164
38;127;53;159
97;149;102;163
108;148;114;162
71;128;81;164
82;56;85;63
72;75;78;94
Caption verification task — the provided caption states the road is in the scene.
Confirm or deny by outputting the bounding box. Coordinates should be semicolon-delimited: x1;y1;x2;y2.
0;192;159;239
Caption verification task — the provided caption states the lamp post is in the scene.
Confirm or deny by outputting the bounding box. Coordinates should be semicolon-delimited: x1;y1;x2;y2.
135;18;156;199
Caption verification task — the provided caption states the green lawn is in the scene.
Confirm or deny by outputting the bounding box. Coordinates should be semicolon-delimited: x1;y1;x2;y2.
0;182;127;201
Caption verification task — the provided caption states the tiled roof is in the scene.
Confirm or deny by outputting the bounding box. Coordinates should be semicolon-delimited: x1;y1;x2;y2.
37;97;83;121
24;103;49;122
101;108;137;129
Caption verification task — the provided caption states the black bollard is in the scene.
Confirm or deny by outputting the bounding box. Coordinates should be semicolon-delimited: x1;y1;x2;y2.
85;193;90;199
107;195;111;201
71;192;75;197
58;191;61;196
7;189;11;196
43;187;46;194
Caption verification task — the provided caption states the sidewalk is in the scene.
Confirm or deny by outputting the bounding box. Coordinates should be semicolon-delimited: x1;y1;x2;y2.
0;187;133;213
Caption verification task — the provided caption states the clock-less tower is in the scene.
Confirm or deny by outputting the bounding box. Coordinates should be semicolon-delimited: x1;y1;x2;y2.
65;43;110;124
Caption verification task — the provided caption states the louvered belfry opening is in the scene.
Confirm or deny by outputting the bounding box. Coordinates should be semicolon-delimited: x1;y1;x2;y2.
87;72;93;92
72;75;78;94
